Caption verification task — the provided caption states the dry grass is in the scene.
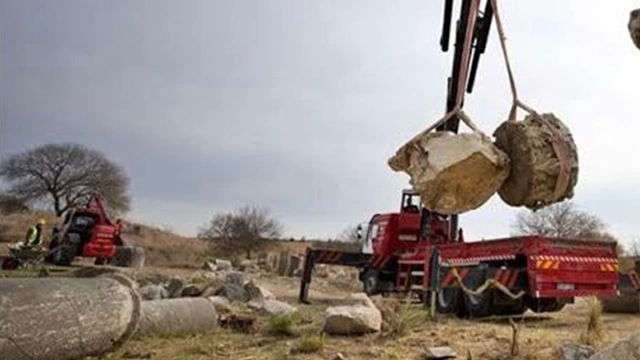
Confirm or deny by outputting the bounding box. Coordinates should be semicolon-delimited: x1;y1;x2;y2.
293;334;324;354
387;300;428;337
579;297;604;346
263;313;298;337
122;223;209;268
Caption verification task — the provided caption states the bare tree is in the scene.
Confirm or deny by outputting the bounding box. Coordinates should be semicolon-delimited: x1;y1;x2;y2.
199;206;282;259
0;143;130;216
337;224;363;244
512;201;614;241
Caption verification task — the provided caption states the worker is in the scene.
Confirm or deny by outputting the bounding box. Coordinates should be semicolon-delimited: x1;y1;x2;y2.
23;219;45;248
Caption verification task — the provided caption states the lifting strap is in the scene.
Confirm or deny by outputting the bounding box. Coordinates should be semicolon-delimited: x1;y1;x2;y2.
490;0;571;200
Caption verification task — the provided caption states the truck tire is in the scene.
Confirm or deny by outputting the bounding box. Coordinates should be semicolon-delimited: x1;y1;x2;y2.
108;246;145;269
463;290;494;318
362;269;379;296
528;298;565;313
436;288;461;314
50;245;75;267
494;299;527;316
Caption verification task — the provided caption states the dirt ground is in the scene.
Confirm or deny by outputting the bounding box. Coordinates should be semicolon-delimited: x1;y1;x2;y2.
71;267;640;360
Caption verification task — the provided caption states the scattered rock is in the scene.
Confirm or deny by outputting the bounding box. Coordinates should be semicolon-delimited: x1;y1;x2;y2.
200;278;225;298
493;113;578;209
181;284;204;297
244;280;275;305
348;293;375;308
422;346;457;359
166;277;186;298
630;8;640;50
139;284;169;300
588;333;640;360
389;131;510;214
207;296;235;314
251;299;297;316
72;265;121;278
225;271;245;287
323;303;382;335
558;343;595;360
217;283;249;303
330;353;345;360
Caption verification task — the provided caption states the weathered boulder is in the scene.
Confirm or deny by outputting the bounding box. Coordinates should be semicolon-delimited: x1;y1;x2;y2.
630;9;640;50
225;271;246;286
200;278;225;298
245;280;275;305
218;283;249;302
166;277;187;298
558;344;596;360
389;131;510;214
494;113;578;209
204;259;232;271
423;346;457;360
181;284;204;297
139;284;169;300
251;299;297;316
588;333;640;360
323;295;382;336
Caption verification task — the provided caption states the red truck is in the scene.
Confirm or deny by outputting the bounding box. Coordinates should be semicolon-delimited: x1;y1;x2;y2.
299;190;619;317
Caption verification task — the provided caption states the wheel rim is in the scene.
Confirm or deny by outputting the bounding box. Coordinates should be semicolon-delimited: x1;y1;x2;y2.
364;274;377;294
438;288;454;308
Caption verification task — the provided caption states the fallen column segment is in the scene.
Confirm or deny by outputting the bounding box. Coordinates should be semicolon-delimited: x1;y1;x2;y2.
0;275;141;360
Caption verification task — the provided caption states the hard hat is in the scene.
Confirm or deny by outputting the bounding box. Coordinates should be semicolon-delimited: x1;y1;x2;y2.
37;218;46;226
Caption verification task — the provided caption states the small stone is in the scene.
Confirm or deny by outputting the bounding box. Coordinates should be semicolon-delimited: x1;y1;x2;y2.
253;299;296;316
165;277;186;298
422;346;457;359
558;343;595;360
217;283;249;303
139;284;168;300
323;304;382;335
630;9;640;50
225;271;245;286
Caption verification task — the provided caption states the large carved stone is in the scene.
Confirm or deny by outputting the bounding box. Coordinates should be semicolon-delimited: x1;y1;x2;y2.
494;113;578;209
389;131;510;214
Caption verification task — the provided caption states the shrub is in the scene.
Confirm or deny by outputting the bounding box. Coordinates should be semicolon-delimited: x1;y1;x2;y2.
293;334;324;354
388;301;427;336
579;298;604;346
264;313;296;337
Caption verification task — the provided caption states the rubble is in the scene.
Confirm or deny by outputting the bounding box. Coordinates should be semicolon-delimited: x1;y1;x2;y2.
494;113;578;209
389;131;510;214
323;293;382;335
137;297;218;338
0;275;141;360
251;299;297;316
557;343;595;360
166;276;186;298
245;280;276;305
139;284;169;300
630;9;640;50
207;296;235;314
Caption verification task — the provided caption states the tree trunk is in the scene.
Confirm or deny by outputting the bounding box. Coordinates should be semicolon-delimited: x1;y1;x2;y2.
52;193;62;216
0;275;141;360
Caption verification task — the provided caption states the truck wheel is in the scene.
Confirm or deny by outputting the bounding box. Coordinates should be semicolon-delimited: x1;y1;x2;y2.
494;299;527;316
362;269;379;296
50;244;75;267
528;298;565;313
463;290;494;318
436;288;461;314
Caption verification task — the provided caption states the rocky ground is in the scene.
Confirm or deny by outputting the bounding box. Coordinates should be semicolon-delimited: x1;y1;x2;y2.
49;264;640;360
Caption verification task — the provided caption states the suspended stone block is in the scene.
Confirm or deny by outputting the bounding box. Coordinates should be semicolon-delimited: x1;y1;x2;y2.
389;131;510;214
493;113;578;209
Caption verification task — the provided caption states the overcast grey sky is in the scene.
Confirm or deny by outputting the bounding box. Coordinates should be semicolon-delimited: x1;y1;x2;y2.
1;1;639;245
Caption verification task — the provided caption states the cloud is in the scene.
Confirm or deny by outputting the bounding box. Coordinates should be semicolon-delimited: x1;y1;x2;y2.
1;0;638;244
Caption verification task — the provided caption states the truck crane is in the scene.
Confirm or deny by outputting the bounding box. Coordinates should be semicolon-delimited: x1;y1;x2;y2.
298;0;620;317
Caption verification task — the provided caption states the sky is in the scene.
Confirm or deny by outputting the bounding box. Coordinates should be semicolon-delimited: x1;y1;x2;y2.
1;1;639;246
